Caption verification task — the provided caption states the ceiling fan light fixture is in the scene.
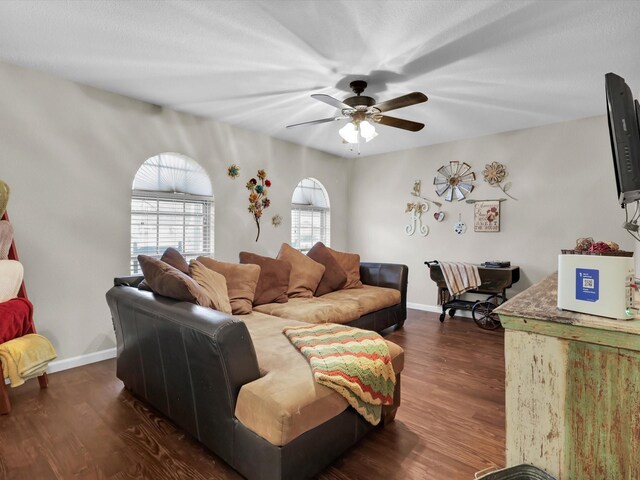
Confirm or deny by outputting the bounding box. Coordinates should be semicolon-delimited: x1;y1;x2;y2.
359;120;378;142
339;122;359;144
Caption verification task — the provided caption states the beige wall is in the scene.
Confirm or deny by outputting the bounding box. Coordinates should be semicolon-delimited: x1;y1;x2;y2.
0;61;349;363
347;115;633;309
0;57;630;365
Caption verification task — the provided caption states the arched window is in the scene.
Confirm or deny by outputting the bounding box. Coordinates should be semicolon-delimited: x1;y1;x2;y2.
130;153;214;274
291;178;330;253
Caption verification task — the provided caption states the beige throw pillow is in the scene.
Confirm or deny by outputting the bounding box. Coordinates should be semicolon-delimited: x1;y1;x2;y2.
189;260;232;314
196;257;260;315
327;247;363;289
276;243;325;298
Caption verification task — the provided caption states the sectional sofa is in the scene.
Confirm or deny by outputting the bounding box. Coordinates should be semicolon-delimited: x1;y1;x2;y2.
106;256;407;480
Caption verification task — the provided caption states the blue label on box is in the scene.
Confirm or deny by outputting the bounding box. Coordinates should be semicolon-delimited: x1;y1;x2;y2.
576;268;599;302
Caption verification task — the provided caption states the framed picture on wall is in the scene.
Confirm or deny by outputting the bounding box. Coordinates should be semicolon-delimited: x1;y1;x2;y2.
474;200;500;232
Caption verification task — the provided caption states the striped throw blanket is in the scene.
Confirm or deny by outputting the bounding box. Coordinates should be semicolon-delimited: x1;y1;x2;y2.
283;323;395;425
439;261;481;297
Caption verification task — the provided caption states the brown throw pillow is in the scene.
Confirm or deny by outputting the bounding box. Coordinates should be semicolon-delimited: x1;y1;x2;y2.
196;257;260;314
328;247;363;289
160;247;189;275
189;260;232;314
239;252;290;306
138;255;208;305
276;243;325;298
307;242;347;296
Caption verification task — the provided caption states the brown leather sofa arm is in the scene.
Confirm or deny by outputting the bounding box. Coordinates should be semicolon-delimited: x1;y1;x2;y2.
105;282;261;465
360;262;408;322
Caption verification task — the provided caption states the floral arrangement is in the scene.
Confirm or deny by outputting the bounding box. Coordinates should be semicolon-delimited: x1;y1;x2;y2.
482;161;516;200
246;169;271;241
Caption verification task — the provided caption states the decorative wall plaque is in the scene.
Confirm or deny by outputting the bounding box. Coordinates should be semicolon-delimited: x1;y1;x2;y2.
474;200;500;232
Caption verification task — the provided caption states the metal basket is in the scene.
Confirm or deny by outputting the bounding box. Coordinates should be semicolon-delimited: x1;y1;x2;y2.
475;464;556;480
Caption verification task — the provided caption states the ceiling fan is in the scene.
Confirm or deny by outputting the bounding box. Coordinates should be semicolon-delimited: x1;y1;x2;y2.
286;80;428;144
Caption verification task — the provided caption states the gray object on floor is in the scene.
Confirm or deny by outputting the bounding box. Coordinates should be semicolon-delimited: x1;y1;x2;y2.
476;464;556;480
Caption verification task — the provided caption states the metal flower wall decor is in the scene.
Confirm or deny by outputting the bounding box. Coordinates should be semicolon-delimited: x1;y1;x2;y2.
246;170;271;241
433;161;475;202
227;164;240;178
483;161;516;200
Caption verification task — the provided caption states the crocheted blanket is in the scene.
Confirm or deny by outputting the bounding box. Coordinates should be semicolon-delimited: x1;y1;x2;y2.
283;323;395;425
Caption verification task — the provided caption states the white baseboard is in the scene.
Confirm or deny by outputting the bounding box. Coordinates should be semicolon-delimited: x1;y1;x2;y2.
47;347;117;374
407;302;441;313
407;302;472;318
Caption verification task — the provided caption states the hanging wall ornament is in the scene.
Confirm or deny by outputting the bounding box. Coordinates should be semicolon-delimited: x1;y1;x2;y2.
453;213;467;235
483;161;516;200
405;202;429;236
271;214;282;227
434;161;475;201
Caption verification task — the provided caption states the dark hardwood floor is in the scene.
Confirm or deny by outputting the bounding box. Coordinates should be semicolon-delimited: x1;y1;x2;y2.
0;310;505;480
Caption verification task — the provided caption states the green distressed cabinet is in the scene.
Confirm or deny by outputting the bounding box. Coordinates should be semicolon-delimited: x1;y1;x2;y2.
496;273;640;480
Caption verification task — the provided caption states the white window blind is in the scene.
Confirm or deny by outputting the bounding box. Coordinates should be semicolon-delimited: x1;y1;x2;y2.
291;178;330;253
291;206;330;253
130;190;214;274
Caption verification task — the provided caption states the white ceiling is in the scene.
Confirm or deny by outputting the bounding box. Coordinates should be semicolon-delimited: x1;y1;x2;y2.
0;0;639;158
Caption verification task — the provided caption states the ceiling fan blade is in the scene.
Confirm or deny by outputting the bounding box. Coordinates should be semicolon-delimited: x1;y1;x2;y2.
371;92;428;113
311;94;353;111
373;114;425;132
286;117;346;128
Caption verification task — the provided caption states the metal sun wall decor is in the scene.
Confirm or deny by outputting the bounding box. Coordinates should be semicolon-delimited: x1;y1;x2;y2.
483;161;516;200
433;161;475;202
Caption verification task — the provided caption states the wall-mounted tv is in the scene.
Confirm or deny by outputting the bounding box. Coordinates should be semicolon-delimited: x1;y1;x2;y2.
606;72;640;206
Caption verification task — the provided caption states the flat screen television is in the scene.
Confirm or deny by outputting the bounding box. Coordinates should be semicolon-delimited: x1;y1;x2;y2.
606;72;640;206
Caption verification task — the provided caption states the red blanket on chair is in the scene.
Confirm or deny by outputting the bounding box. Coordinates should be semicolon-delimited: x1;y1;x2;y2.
0;298;34;344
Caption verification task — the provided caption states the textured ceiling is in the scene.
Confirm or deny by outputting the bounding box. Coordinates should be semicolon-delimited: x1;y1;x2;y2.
0;0;639;158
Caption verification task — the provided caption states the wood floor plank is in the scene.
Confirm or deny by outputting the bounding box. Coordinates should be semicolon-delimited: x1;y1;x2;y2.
0;310;506;479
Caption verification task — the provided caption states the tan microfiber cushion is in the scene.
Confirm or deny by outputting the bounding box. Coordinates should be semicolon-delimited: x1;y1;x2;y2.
320;285;401;316
239;252;290;306
276;243;325;298
328;247;363;289
138;255;208;305
235;312;404;446
253;297;360;324
189;260;232;314
306;242;347;296
160;247;189;274
0;220;13;260
196;256;260;314
0;260;23;302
